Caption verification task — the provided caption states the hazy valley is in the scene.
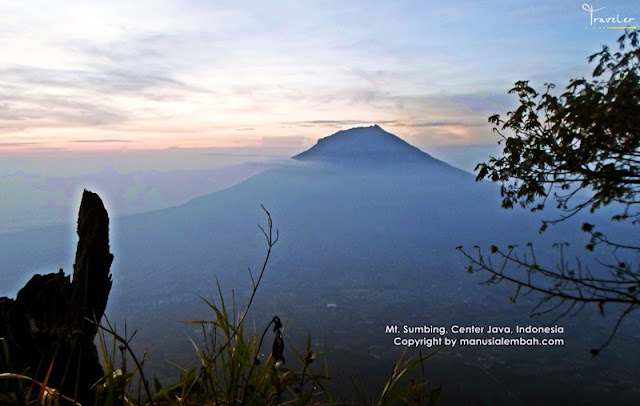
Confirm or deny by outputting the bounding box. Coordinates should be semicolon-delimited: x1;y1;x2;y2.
2;126;639;405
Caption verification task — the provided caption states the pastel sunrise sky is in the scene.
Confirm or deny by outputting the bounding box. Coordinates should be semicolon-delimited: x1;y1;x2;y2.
0;1;638;232
1;0;637;155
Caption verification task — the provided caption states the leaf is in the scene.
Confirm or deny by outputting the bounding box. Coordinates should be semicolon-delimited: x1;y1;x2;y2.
581;223;594;232
290;392;313;406
476;165;489;180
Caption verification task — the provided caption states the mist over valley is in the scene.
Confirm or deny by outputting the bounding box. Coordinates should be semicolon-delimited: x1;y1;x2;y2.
2;125;638;404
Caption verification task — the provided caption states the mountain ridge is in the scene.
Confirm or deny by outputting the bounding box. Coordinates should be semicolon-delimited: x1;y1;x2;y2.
0;125;635;405
292;125;461;172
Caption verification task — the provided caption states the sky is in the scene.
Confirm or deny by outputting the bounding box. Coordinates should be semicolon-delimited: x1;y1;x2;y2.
0;1;638;231
1;0;637;155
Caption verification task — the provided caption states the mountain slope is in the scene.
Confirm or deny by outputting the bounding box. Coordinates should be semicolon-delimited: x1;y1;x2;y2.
1;126;637;405
293;124;464;172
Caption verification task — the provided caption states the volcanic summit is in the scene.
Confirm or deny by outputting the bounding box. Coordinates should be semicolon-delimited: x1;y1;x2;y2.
292;125;458;172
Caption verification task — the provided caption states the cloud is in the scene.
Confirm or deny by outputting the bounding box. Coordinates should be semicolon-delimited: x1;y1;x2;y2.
427;92;515;114
397;121;486;128
0;98;126;128
204;152;282;158
300;85;516;126
16;146;68;151
286;119;487;131
72;139;133;143
0;60;205;131
260;135;313;148
0;64;192;100
0;141;41;147
0;71;131;128
0;0;613;151
289;120;400;128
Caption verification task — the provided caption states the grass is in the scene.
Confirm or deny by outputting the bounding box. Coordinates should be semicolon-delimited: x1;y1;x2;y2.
0;207;441;405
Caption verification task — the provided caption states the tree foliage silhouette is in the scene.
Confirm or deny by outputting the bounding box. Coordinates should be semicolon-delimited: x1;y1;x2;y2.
459;30;639;355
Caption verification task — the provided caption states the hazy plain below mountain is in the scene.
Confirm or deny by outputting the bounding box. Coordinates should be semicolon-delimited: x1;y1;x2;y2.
1;125;638;405
0;158;284;234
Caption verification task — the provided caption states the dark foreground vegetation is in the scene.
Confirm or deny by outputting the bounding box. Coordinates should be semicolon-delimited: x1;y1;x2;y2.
1;29;638;406
460;29;640;354
0;190;440;405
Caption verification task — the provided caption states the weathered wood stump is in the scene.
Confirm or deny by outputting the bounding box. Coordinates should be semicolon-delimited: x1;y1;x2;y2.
0;190;113;404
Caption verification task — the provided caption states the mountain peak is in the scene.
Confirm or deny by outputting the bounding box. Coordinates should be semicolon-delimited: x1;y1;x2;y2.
292;125;438;166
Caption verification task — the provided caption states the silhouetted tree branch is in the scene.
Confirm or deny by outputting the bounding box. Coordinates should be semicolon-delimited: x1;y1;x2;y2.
462;29;640;354
181;205;279;403
457;243;639;354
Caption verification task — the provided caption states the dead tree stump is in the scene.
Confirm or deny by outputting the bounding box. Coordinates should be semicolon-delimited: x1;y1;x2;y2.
0;189;113;404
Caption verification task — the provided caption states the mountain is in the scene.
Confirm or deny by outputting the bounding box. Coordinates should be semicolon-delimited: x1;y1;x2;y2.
293;124;462;172
1;126;638;405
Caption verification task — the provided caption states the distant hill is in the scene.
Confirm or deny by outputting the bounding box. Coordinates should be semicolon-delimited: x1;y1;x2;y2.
293;124;464;173
1;125;637;405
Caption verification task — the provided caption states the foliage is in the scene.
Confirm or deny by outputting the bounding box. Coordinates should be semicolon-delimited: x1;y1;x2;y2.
377;350;441;406
476;30;639;223
0;337;84;405
0;206;439;405
461;30;640;355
